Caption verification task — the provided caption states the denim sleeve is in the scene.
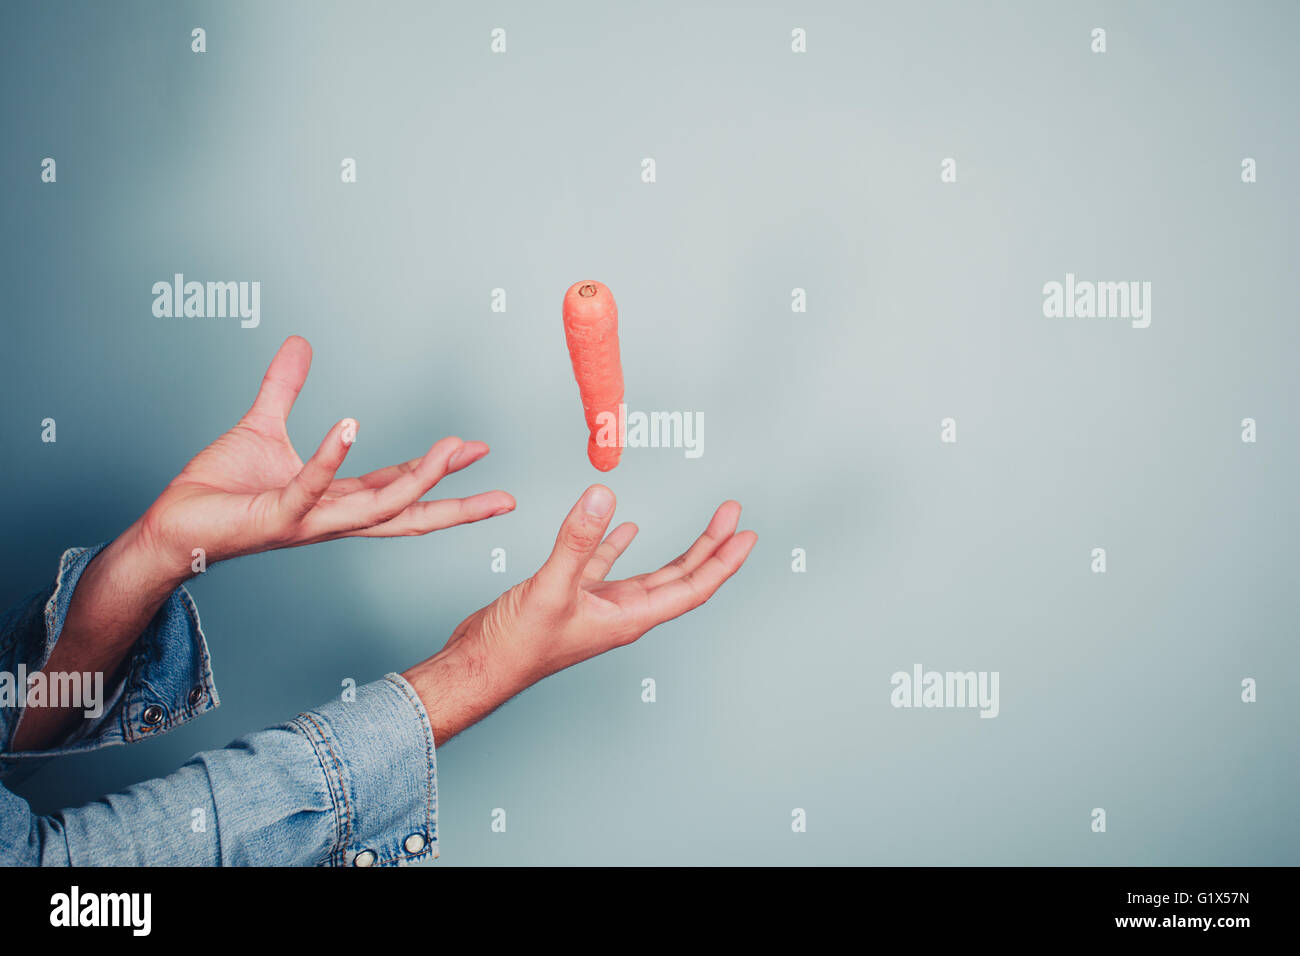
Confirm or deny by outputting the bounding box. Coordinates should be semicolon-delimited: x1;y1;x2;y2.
0;543;218;780
0;673;440;866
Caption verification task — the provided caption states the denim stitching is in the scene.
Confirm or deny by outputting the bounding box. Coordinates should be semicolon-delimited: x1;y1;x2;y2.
119;585;215;744
175;584;218;707
374;674;438;866
299;711;353;864
291;715;348;866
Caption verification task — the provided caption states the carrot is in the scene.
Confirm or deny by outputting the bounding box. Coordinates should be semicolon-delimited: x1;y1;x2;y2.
562;280;624;471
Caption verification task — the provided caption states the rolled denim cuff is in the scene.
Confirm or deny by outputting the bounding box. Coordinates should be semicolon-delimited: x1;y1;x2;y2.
290;673;439;867
0;542;218;775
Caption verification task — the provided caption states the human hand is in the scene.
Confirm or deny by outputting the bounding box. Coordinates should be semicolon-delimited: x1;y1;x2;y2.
132;335;515;587
404;485;756;742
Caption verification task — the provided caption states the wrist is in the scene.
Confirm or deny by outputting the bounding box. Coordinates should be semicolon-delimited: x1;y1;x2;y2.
402;638;513;745
111;518;192;599
11;520;188;752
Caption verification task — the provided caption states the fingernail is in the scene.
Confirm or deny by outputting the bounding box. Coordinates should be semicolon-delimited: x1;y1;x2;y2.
583;485;613;517
340;418;358;446
447;443;468;469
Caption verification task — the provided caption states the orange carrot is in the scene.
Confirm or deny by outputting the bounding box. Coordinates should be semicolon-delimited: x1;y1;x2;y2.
562;280;624;471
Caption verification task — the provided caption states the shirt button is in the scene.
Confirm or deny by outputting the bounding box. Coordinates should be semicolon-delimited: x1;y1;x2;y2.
404;833;426;854
188;686;205;707
353;850;377;867
141;704;165;726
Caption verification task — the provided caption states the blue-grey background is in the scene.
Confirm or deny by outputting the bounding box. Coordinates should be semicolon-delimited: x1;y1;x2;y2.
2;0;1297;865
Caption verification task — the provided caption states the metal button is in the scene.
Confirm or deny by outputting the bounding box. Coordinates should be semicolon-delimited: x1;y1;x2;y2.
353;849;377;867
404;833;426;854
141;704;164;726
188;687;205;707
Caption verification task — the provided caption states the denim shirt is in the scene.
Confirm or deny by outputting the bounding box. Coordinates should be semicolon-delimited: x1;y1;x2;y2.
0;543;439;866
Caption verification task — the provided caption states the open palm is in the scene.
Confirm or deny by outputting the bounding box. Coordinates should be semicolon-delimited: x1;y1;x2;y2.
577;500;752;638
443;489;756;690
137;336;515;575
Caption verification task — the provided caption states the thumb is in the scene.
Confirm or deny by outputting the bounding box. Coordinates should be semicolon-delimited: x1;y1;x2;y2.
278;418;357;520
537;485;616;597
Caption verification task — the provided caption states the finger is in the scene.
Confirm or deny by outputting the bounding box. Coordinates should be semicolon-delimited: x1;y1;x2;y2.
638;501;742;588
352;490;516;537
536;485;617;599
306;436;464;535
248;335;313;424
642;531;757;624
583;522;639;582
326;458;420;495
278;418;358;520
327;441;489;495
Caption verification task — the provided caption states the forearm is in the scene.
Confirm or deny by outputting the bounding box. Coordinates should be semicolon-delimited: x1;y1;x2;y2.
402;647;492;745
10;520;184;752
401;637;529;745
